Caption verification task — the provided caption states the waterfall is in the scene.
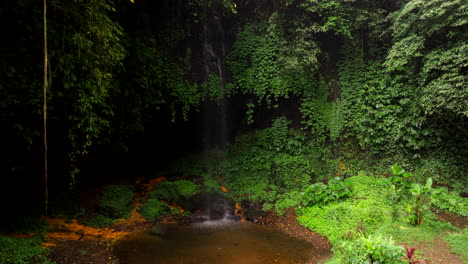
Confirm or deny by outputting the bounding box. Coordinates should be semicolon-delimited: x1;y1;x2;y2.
201;14;228;148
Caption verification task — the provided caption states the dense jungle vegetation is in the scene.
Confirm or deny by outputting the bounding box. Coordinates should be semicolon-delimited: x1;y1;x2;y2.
0;0;466;263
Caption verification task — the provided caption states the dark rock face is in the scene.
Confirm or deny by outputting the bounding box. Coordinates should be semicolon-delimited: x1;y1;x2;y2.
246;207;266;221
208;193;232;220
180;192;235;221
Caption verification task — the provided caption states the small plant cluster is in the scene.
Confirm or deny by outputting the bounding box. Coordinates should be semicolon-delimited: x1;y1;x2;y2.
151;180;199;202
337;235;427;264
138;180;199;221
389;164;413;197
302;178;351;207
407;178;436;226
403;245;427;264
390;164;439;226
99;185;135;218
338;235;404;264
85;185;135;227
138;198;170;221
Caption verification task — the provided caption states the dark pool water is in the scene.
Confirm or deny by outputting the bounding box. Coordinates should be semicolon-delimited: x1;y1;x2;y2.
114;220;314;264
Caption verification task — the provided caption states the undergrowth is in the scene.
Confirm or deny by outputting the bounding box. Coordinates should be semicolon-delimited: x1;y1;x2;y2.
0;236;54;264
138;198;171;221
84;185;135;227
138;179;199;221
151;180;199;202
0;217;54;264
220;117;335;215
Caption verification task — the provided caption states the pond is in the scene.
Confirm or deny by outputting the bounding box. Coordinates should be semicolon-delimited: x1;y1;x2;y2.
114;220;314;264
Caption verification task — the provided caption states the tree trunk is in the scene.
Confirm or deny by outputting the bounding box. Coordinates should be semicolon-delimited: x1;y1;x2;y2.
43;0;48;217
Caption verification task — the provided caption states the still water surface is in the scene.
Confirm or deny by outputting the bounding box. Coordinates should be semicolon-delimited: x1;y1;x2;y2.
114;220;313;264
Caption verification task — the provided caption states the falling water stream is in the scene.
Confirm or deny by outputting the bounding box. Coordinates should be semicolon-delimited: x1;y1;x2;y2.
113;220;314;264
201;13;228;148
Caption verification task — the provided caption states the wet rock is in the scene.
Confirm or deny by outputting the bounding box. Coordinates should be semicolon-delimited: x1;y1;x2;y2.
180;192;235;221
150;223;167;236
246;206;266;221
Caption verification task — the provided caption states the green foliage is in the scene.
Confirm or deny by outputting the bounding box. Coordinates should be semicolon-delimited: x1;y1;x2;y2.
300;83;344;143
298;0;352;37
407;178;436;225
48;0;126;172
297;176;394;244
0;236;54;264
337;41;420;154
337;235;405;264
202;74;224;103
221;117;334;213
444;229;468;262
98;185;134;219
227;14;320;110
302;178;351;206
123;34;200;126
382;0;468;181
388;164;413;202
384;211;456;245
256;117;292;152
419;43;468;117
433;188;468;217
386;0;468;119
83;185;134;227
201;173;222;193
263;191;302;216
138;198;170;221
151;180;199;202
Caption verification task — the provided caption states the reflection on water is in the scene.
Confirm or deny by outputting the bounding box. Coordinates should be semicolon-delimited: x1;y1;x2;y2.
114;220;313;264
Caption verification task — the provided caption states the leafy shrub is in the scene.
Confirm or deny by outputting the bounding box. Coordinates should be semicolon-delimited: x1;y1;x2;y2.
403;245;427;264
201;173;221;193
433;188;468;217
151;180;199;202
390;164;413;192
338;235;405;264
263;191;302;215
302;178;351;206
0;236;53;264
98;185;135;219
407;178;436;225
138;198;170;221
256;117;291;152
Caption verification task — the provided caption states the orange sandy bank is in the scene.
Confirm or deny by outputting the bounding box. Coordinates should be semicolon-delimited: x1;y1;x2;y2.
42;176;168;247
